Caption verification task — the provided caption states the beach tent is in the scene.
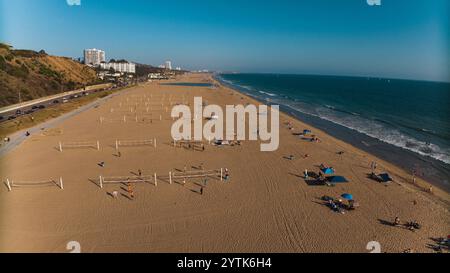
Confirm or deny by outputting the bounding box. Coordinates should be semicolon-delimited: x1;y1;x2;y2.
379;173;393;183
303;129;312;135
327;176;349;183
321;167;335;175
341;193;353;200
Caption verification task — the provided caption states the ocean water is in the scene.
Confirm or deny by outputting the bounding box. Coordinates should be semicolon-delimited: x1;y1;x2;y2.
217;73;450;191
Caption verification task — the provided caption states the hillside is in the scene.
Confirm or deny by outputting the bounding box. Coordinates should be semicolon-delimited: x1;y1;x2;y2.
0;43;99;107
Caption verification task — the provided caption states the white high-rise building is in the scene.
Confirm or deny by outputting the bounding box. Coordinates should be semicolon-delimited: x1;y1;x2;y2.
165;61;172;70
100;61;136;74
84;48;106;66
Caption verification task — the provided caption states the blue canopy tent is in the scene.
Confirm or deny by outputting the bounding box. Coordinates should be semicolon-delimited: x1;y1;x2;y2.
379;173;393;183
327;176;349;183
303;129;312;135
321;167;335;175
341;193;353;200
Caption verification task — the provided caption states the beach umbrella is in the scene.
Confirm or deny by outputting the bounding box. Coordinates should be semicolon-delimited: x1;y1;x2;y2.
341;193;353;200
322;167;335;175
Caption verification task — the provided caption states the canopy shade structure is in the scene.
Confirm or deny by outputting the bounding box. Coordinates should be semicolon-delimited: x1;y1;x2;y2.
379;173;393;183
327;176;349;183
303;129;312;134
341;193;353;200
321;167;335;175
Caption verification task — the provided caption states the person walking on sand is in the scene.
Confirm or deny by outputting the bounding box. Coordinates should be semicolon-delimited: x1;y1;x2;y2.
138;169;142;176
118;151;121;158
371;161;378;173
200;187;204;195
127;180;134;199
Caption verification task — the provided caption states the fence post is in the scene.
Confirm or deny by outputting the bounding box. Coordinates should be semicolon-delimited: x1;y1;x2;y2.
6;179;12;192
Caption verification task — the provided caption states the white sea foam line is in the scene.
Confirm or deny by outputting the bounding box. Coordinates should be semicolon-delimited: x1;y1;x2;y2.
219;76;450;164
284;103;450;165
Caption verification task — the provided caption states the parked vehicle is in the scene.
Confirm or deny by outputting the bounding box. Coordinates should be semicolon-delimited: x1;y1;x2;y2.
38;105;45;109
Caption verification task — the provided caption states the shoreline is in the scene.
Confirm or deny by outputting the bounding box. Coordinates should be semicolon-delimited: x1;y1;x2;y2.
211;74;450;202
1;73;448;253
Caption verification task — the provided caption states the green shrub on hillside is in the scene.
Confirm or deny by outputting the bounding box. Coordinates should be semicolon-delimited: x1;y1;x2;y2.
5;54;14;61
6;64;29;79
11;49;39;58
38;64;61;79
0;56;6;70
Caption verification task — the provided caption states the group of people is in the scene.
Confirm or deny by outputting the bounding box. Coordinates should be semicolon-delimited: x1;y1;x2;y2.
322;195;358;214
393;217;421;231
309;136;321;143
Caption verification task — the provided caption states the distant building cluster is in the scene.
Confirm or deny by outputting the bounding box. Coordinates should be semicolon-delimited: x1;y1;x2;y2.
165;61;172;70
83;48;105;66
84;48;135;74
157;60;182;71
100;61;136;74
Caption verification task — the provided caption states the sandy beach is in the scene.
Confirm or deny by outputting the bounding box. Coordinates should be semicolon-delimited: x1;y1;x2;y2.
0;73;448;253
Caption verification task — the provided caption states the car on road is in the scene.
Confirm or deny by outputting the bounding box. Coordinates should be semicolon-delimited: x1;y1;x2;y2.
38;105;46;109
15;110;22;115
32;105;39;110
53;100;60;104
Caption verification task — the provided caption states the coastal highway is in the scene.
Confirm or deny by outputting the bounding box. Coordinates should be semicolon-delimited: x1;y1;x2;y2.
0;83;113;122
0;83;135;157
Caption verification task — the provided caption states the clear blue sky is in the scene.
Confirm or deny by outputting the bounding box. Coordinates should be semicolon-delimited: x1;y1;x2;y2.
1;0;449;82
